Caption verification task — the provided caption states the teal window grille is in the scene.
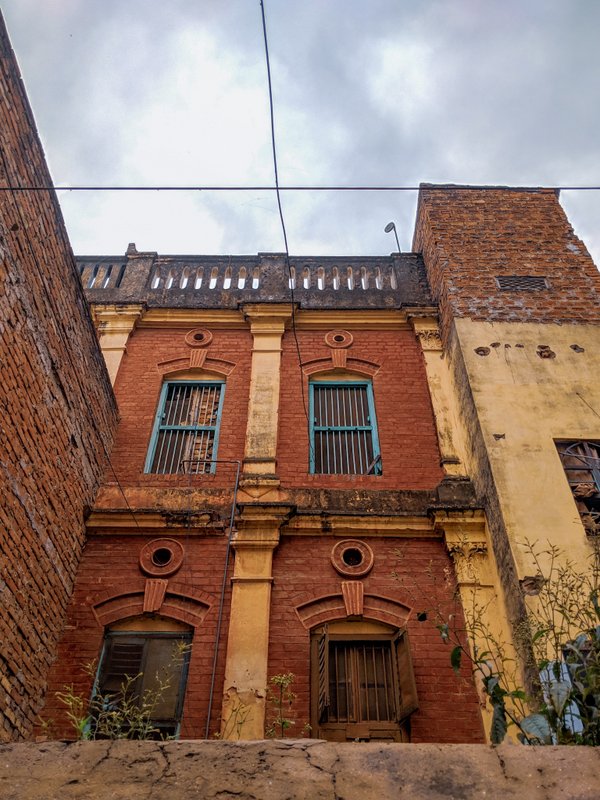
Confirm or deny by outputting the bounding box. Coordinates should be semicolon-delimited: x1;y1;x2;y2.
95;631;192;739
145;381;225;474
309;381;382;475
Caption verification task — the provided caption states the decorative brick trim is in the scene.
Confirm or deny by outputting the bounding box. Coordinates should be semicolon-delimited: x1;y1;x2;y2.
91;584;212;628
341;581;364;616
295;592;411;629
302;357;381;377
156;357;236;376
143;579;168;612
184;328;213;348
189;349;207;369
325;330;353;349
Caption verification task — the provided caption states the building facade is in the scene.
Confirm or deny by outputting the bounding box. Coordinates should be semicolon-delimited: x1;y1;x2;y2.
35;247;488;743
36;185;600;744
2;8;599;750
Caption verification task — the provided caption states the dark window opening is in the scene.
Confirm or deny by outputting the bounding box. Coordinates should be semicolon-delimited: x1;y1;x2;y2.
342;548;363;567
146;382;225;474
556;440;600;536
310;382;382;475
95;632;192;739
311;628;417;742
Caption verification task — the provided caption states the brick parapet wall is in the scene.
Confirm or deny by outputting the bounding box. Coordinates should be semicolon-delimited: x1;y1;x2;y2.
268;536;485;744
0;15;117;740
413;185;600;339
278;329;444;490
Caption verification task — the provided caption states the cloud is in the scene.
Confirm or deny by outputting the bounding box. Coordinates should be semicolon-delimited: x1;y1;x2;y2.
2;0;599;264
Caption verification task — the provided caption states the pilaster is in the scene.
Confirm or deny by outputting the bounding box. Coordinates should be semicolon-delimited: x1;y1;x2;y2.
91;304;145;385
435;510;517;742
241;304;292;484
220;504;293;739
409;315;468;477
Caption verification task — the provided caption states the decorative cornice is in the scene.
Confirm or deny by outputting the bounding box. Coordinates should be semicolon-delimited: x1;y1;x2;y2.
136;308;246;328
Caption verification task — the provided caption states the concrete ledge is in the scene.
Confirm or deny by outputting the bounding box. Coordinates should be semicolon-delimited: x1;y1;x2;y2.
1;740;599;799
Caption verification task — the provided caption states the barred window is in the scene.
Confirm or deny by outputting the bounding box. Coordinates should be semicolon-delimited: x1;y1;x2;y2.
311;627;417;742
556;440;600;536
145;382;225;474
310;381;382;475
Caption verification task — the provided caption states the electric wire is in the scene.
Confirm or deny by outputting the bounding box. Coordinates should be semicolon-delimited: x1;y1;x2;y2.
0;144;144;532
259;0;312;443
0;184;600;192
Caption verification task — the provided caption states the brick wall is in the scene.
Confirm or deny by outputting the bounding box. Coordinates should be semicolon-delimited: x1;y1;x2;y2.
278;329;444;490
103;326;252;493
0;16;117;740
413;185;600;338
268;536;485;744
39;534;232;739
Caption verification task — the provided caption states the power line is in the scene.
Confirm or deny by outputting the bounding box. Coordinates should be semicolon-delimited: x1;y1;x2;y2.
259;0;312;446
1;184;600;192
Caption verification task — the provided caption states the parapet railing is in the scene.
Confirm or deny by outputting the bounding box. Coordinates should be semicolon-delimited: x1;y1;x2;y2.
78;253;432;308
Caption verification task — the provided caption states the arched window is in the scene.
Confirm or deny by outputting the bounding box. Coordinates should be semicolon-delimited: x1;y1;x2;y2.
145;380;225;474
310;621;417;742
94;617;192;739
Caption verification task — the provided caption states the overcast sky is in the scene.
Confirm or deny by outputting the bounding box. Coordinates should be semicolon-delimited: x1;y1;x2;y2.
2;0;599;263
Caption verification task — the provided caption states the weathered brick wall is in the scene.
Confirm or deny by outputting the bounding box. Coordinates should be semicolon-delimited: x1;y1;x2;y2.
278;329;444;490
39;533;232;740
0;16;118;740
268;536;485;744
101;327;251;494
413;185;600;339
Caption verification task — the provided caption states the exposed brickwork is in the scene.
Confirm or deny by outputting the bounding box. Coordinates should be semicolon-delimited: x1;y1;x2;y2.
99;326;252;497
0;17;117;740
268;536;485;744
39;534;232;740
413;185;600;339
278;329;445;490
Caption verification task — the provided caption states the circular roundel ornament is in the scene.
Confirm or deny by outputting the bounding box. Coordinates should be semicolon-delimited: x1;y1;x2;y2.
330;539;374;577
325;329;353;349
185;328;213;348
139;538;185;577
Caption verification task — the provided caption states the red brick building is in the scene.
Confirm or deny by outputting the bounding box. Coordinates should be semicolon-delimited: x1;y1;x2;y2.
37;249;486;744
4;7;599;747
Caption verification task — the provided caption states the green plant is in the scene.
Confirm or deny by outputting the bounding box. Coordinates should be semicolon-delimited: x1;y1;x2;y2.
265;672;297;738
56;642;189;740
404;540;600;745
217;696;252;740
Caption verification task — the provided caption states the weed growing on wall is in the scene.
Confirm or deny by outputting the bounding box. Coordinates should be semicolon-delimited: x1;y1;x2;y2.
264;673;311;738
56;641;190;740
397;541;600;744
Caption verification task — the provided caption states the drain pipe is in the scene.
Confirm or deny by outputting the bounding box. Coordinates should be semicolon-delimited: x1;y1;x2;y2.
203;459;241;739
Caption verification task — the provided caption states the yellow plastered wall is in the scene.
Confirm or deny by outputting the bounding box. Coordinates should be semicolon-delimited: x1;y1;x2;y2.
453;319;600;576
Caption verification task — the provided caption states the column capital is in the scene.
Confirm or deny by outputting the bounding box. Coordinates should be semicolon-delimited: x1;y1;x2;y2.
91;303;146;333
407;314;443;352
242;303;294;332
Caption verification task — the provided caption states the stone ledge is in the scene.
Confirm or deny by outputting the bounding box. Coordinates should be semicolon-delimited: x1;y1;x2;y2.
0;740;598;800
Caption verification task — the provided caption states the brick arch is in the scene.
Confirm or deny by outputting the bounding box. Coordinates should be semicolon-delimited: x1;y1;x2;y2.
156;357;236;377
302;357;381;378
295;592;411;630
91;582;213;629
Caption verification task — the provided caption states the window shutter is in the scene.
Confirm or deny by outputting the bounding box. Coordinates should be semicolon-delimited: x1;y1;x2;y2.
317;625;330;723
99;637;145;696
394;630;419;722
